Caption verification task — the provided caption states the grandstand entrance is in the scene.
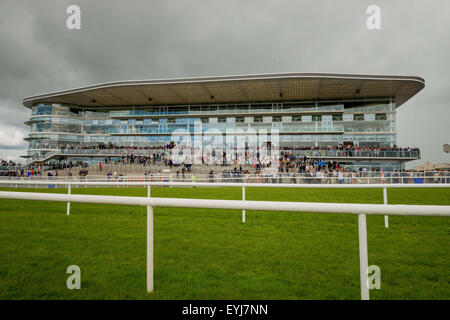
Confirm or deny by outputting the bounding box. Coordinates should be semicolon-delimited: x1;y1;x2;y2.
343;141;354;147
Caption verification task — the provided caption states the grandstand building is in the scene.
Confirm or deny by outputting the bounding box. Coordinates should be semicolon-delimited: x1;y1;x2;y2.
22;73;424;171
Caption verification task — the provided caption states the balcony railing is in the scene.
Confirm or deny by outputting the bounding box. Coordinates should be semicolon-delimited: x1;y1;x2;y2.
23;147;420;166
286;149;420;159
109;105;345;118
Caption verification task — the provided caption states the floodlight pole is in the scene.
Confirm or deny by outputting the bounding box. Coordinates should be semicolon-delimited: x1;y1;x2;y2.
67;183;71;215
242;186;246;223
358;213;369;300
383;187;388;228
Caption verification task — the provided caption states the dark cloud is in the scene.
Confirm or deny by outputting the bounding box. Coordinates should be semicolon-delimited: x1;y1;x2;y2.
0;0;449;165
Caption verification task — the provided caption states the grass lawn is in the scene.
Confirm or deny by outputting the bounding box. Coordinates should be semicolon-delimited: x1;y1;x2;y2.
0;186;448;299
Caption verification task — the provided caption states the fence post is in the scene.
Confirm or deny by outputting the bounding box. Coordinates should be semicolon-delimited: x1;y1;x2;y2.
67;183;71;216
242;185;246;223
147;205;154;293
358;213;370;300
383;187;388;228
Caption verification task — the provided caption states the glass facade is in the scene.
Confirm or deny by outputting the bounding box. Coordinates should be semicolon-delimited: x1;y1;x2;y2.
24;99;416;169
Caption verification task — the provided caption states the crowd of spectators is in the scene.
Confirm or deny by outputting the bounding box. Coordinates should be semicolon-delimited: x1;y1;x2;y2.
105;151;170;167
280;144;420;152
59;143;418;153
31;144;420;173
208;165;450;184
0;157;91;178
0;143;447;184
0;159;19;167
61;143;175;151
219;166;252;182
0;159;23;176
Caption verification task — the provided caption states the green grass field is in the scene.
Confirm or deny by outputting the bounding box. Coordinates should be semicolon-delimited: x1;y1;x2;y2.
0;186;448;300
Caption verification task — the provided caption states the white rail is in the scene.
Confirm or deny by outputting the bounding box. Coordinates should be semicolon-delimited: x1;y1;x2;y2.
0;190;449;300
2;180;450;228
2;170;450;185
0;191;449;215
2;180;450;188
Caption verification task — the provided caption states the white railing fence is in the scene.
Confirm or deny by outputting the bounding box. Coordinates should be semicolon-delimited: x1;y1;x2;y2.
0;184;449;299
3;170;450;185
2;180;450;229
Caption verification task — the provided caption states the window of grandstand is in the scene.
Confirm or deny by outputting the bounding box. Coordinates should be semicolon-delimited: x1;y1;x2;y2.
343;114;353;121
376;113;387;120
273;116;282;122
299;115;310;122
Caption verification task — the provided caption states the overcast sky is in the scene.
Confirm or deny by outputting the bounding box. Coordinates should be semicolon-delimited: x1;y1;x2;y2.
0;0;448;167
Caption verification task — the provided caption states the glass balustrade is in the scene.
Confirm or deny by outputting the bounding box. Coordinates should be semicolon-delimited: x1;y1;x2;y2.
108;105;345;118
26;148;420;162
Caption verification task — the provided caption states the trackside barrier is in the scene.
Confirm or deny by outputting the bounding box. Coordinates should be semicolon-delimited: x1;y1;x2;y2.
3;171;450;185
67;184;71;216
0;191;449;300
2;181;450;227
3;180;450;189
242;186;246;223
384;187;388;228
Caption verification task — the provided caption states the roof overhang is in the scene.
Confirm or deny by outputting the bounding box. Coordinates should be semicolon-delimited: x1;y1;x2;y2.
22;72;425;109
